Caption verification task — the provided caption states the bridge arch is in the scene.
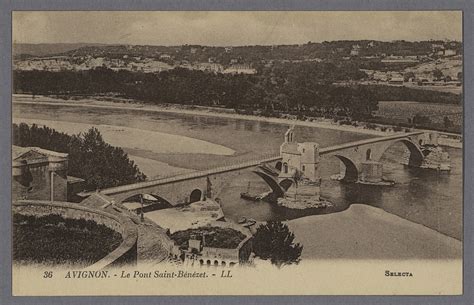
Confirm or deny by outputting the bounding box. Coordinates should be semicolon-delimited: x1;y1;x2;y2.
252;170;285;197
121;193;173;211
275;161;282;171
279;178;294;191
334;155;359;183
189;189;203;203
380;138;424;167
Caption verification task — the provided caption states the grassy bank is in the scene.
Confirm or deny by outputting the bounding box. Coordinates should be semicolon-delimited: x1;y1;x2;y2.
13;214;123;266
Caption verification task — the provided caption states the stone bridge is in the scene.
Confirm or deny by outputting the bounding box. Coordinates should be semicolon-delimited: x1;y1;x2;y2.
80;130;446;205
316;131;440;183
80;156;282;205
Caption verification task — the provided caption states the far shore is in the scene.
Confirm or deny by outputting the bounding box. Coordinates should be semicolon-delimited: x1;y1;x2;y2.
12;94;462;149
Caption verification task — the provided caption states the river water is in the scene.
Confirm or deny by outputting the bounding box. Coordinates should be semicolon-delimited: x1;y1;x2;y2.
13;100;463;241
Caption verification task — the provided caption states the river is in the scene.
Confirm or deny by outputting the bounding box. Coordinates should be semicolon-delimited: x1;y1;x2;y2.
13;98;463;241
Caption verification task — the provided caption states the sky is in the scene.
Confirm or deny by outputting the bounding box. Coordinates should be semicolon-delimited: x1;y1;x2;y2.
12;11;462;46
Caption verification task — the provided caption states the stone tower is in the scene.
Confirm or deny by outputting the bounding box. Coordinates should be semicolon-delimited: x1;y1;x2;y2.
279;126;321;183
277;127;325;209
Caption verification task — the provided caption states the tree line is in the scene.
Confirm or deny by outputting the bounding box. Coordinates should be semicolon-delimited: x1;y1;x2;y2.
14;66;379;119
13;123;146;190
14;63;461;121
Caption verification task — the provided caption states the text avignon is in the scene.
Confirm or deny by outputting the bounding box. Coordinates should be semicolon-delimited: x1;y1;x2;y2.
65;271;109;279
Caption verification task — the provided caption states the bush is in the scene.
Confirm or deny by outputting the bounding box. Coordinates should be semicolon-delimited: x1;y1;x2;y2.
253;221;302;268
366;123;377;130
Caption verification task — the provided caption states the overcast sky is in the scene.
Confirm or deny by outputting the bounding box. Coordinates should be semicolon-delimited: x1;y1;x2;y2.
13;11;462;46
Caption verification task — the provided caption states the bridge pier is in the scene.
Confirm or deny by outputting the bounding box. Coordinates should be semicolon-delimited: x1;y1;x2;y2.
359;161;383;184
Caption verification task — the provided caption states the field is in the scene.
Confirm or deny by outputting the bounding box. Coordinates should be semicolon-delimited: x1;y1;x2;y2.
374;101;462;132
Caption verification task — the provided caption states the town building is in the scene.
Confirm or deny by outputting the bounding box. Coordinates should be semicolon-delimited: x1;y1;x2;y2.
180;222;253;267
12;146;84;202
388;77;404;85
159;54;172;60
350;44;361;56
222;64;257;74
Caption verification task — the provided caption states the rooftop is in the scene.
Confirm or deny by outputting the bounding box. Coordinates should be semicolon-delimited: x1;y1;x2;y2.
12;145;68;160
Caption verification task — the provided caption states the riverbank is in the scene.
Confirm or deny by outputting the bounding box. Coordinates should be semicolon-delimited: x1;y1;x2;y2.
286;204;462;260
13;94;462;148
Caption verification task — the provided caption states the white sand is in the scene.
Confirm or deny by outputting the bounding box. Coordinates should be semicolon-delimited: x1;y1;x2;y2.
145;200;225;233
13;94;389;136
125;155;195;179
13;117;235;156
287;204;462;260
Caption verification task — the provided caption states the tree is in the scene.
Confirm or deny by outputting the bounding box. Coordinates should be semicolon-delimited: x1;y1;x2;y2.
404;71;415;82
433;68;444;80
443;116;453;129
252;221;303;268
13;124;146;190
412;113;431;126
292;168;303;187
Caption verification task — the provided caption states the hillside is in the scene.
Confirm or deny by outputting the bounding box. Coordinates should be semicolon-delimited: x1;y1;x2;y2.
13;43;106;57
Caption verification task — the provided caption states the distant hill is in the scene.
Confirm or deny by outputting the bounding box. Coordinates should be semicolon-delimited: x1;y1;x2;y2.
13;40;462;63
13;43;106;57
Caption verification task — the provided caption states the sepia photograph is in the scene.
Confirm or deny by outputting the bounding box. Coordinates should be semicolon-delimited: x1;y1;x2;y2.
8;10;465;296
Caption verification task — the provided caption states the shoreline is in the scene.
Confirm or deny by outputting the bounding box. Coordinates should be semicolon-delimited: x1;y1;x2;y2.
12;94;387;136
13;94;462;148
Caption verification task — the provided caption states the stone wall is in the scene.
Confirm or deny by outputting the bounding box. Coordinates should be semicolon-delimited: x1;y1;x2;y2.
12;162;68;202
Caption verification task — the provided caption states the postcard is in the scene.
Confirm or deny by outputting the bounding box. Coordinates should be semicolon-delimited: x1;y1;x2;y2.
10;10;463;296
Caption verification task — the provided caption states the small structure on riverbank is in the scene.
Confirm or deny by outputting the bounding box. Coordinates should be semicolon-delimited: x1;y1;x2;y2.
12;146;85;202
170;222;253;266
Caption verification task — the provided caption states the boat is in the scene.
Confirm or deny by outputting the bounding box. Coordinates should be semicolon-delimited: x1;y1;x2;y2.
237;216;247;224
240;182;261;201
237;216;257;227
245;218;257;226
240;192;261;201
